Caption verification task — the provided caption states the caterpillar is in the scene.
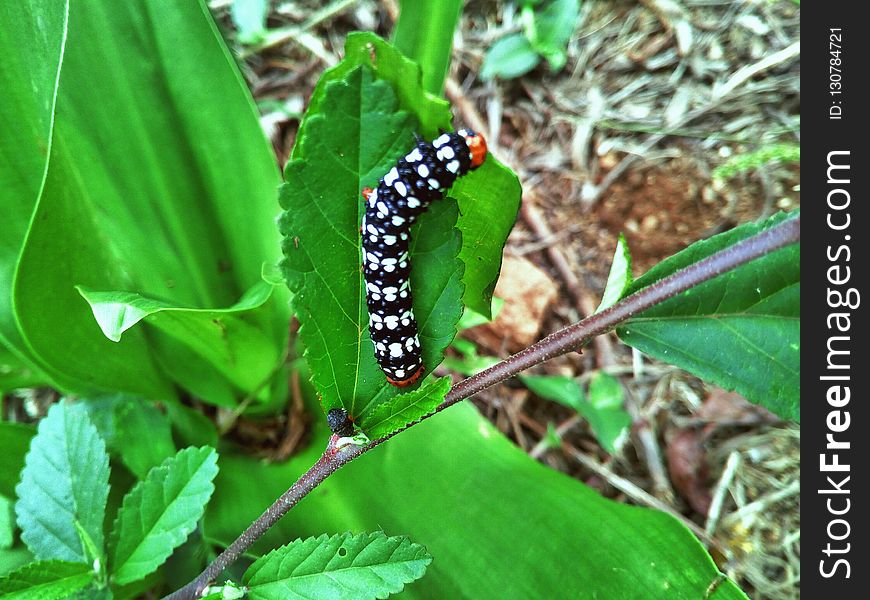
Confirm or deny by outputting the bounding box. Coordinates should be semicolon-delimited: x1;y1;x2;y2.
361;129;487;387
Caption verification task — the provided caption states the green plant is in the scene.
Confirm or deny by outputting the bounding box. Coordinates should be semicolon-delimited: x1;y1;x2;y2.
1;1;799;598
481;0;582;80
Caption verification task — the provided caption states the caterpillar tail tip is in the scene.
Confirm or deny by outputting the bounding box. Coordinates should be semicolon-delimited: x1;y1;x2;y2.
387;364;425;388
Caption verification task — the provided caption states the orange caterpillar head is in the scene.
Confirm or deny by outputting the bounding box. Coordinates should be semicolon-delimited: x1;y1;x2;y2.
459;129;488;168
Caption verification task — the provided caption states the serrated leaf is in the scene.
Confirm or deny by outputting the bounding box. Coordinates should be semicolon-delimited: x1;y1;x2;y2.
617;212;800;420
299;32;452;144
242;532;432;600
15;401;109;563
279;64;464;424
596;233;632;313
481;33;541;80
109;446;218;585
363;376;452;439
0;560;94;600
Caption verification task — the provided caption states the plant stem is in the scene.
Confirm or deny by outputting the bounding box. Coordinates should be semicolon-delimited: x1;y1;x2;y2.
164;213;799;599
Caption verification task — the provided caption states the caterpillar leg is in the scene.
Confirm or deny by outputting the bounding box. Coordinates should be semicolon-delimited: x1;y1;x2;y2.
386;364;425;388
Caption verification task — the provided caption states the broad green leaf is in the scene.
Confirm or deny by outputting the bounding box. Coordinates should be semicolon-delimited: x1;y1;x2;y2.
80;395;175;479
77;282;281;402
364;376;452;439
0;495;13;549
451;160;522;318
4;0;289;403
0;422;35;499
109;446;218;585
521;374;630;454
617;212;800;420
0;561;94;600
15;401;109;563
206;402;745;599
243;532;432;600
0;0;66;389
596;233;632;313
230;0;267;44
456;297;504;330
299;32;452;144
279;65;464;424
393;0;463;95
481;34;542;80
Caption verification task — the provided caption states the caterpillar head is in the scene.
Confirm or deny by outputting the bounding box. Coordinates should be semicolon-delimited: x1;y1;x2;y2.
458;129;488;168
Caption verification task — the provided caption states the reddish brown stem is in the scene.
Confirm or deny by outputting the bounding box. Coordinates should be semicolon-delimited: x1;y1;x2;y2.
165;214;799;599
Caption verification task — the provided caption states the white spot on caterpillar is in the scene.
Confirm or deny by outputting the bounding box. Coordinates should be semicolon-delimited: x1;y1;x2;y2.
417;164;429;177
433;134;451;148
366;252;380;263
394;369;406;379
384;167;399;186
369;235;377;242
399;291;408;298
367;283;381;294
389;343;403;357
440;145;455;159
371;292;381;300
446;160;460;173
394;181;407;197
406;148;423;162
392;215;406;226
427;178;440;189
399;232;409;240
385;315;399;329
383;234;397;245
376;342;386;352
399;261;407;269
376;201;388;215
383;286;398;294
366;224;378;235
407;197;420;209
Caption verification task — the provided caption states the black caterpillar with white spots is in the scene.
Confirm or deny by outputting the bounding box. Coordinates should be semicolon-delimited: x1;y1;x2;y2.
361;129;487;387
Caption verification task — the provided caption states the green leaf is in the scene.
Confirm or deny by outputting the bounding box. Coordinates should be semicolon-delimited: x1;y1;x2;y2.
529;0;581;70
3;0;289;403
521;374;631;454
586;372;632;453
443;339;501;376
0;561;94;600
451;160;522;318
300;32;452;143
0;495;13;550
15;401;109;563
109;446;218;585
243;532;432;600
81;395;176;479
206;403;746;599
481;33;542;80
77;282;281;403
393;0;463;95
0;0;67;390
230;0;267;44
0;422;35;499
457;298;504;330
596;233;632;313
363;376;452;439
279;64;464;424
617;212;800;421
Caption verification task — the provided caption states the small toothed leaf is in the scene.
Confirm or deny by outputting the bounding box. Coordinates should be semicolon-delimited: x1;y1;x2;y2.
0;561;94;600
363;376;452;439
242;532;432;600
109;446;218;585
15;401;109;563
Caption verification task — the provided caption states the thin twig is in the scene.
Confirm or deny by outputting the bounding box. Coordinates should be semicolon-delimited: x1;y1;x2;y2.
165;214;799;599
